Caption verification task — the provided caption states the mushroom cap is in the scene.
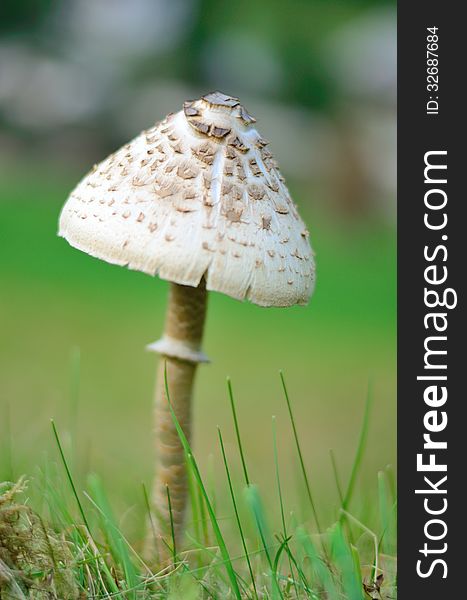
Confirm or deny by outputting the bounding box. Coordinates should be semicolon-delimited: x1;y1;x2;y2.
59;92;315;307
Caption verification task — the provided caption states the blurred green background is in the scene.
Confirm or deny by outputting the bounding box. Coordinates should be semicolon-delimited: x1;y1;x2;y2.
0;0;395;533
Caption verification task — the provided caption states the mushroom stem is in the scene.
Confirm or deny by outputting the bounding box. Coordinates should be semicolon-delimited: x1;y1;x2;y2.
146;280;208;560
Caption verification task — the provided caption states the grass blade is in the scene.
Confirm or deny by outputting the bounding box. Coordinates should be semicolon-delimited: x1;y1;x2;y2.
297;527;337;598
385;463;396;502
330;523;364;600
227;377;250;486
340;381;373;519
330;449;355;545
281;541;316;599
142;481;158;560
279;371;322;534
166;484;177;563
51;421;120;596
86;473;140;598
273;416;300;599
329;449;344;507
218;426;258;600
377;471;389;554
51;418;90;534
197;481;210;549
244;485;283;600
340;509;379;586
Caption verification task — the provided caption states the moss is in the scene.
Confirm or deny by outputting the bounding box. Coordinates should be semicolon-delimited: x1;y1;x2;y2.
0;479;80;599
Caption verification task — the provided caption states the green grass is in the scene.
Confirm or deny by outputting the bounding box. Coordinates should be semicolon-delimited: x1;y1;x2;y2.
0;372;397;599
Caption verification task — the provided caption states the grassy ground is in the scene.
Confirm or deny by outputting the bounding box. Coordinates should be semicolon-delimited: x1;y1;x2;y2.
0;384;396;598
0;165;396;597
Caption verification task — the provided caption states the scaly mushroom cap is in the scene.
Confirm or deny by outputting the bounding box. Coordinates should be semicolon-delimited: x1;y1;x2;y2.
59;92;315;307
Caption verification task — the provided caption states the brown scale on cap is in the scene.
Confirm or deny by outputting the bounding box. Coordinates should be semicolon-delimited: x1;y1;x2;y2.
176;164;199;180
248;158;262;177
228;137;248;153
235;160;247;181
247;184;266;201
192;142;215;166
225;145;237;160
225;208;244;223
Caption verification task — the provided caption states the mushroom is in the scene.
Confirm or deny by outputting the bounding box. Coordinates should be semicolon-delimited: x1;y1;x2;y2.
58;91;316;557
